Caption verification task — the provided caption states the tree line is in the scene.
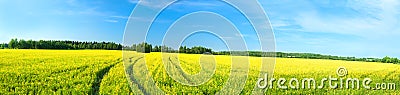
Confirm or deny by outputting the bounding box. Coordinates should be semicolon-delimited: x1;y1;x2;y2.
382;56;399;64
123;42;177;53
179;46;212;54
212;51;400;64
124;42;212;54
0;43;8;49
3;38;122;50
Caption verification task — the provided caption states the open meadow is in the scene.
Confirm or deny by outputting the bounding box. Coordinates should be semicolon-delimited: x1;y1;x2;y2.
1;50;399;94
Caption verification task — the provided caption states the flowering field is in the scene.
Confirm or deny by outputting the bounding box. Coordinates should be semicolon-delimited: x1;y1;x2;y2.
0;50;123;94
126;52;400;94
1;50;399;94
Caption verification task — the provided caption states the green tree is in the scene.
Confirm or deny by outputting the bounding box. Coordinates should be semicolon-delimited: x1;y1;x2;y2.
153;45;161;52
27;40;34;49
136;42;152;53
184;46;189;53
132;44;137;51
179;46;184;53
18;39;29;49
9;38;18;49
382;56;392;63
391;58;399;64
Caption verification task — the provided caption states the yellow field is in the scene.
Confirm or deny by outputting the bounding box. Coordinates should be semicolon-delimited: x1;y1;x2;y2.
1;50;399;94
125;52;400;94
0;50;124;94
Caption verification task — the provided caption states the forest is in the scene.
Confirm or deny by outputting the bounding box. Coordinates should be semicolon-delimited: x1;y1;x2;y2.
2;38;122;50
123;42;212;54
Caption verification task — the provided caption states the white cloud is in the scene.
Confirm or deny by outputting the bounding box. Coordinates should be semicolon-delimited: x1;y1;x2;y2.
128;0;221;10
66;0;79;7
220;36;233;39
265;0;400;57
104;20;118;23
128;0;139;4
54;7;107;16
110;16;130;19
293;0;400;38
235;33;248;37
295;11;376;36
174;1;221;7
129;0;172;9
52;0;110;16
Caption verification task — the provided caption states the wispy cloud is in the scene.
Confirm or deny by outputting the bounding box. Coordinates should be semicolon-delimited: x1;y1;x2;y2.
263;0;400;57
128;0;221;10
220;36;233;39
174;1;221;7
104;19;118;23
265;0;400;38
52;0;111;16
66;0;79;7
128;0;139;4
294;0;400;38
128;0;172;9
235;33;249;38
54;7;107;16
110;16;130;19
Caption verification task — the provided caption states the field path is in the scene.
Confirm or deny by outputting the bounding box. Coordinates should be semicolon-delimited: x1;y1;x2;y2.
91;58;121;94
168;56;194;84
125;57;150;94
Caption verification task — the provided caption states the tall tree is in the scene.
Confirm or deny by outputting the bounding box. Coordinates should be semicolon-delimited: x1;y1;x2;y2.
8;38;18;49
179;46;184;53
383;56;391;63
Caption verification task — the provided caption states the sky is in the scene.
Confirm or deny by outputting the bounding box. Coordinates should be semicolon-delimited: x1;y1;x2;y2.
0;0;399;58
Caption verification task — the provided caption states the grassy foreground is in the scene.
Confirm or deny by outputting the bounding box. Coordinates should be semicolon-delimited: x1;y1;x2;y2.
1;50;399;94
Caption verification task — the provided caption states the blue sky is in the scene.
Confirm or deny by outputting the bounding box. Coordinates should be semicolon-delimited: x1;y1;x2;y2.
0;0;399;58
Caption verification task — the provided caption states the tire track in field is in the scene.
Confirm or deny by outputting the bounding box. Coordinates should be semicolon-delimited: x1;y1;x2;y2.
168;57;193;84
151;59;162;79
126;57;149;95
91;58;121;95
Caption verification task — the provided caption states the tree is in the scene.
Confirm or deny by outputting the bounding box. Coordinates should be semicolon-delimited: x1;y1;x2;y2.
136;42;152;53
27;40;34;49
0;43;4;49
145;43;152;53
179;46;184;53
153;45;161;52
18;39;30;49
9;38;18;49
382;56;391;63
161;45;173;52
132;44;137;51
185;46;212;54
391;58;399;64
184;46;190;53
